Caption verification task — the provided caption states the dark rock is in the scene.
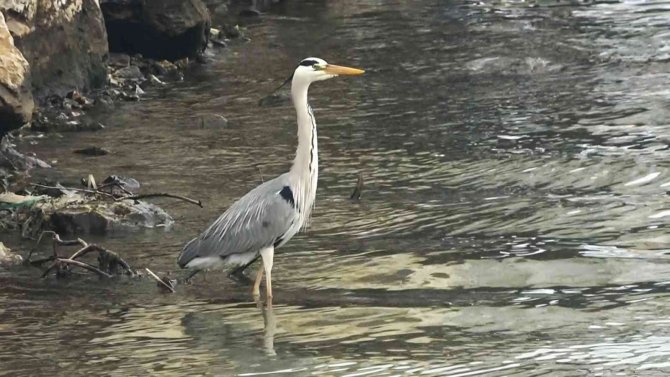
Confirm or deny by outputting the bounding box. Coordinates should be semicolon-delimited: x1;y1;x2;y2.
114;65;145;82
73;147;109;156
239;7;261;17
108;53;131;68
213;3;229;17
0;12;34;137
101;0;211;60
101;175;140;195
31;110;105;133
66;90;93;108
223;24;241;39
151;60;180;76
2;0;108;99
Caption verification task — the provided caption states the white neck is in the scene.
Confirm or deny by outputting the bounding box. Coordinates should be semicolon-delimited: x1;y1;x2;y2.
289;77;319;219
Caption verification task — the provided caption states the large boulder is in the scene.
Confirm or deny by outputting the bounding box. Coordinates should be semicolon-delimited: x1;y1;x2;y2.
1;0;108;98
0;12;34;137
101;0;210;60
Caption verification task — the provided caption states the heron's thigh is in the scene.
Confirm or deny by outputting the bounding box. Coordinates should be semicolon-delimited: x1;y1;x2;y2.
260;247;274;271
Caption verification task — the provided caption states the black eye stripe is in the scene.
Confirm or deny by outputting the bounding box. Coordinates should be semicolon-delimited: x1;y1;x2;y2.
299;59;319;67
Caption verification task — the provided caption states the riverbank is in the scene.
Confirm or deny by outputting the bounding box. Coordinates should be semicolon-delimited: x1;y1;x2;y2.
0;0;277;251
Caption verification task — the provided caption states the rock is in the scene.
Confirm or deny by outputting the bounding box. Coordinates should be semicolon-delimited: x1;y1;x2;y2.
100;175;140;195
73;146;109;156
223;24;241;39
0;12;34;137
101;0;211;60
198;114;229;128
0;242;23;268
0;137;50;171
151;60;180;76
113;65;145;82
239;7;261;17
1;0;108;98
22;193;174;237
66;90;93;108
147;74;166;86
108;53;131;68
212;3;229;17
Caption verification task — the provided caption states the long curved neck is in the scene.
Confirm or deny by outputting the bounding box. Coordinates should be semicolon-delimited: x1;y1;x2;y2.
289;78;318;218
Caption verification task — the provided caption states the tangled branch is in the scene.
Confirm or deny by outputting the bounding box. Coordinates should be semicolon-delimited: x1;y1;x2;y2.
29;231;135;278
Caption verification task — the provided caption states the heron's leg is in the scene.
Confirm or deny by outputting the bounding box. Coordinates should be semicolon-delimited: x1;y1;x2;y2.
183;268;201;283
252;266;264;297
259;246;274;303
229;255;260;281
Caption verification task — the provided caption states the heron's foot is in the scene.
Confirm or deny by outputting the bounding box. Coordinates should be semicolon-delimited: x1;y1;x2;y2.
180;268;202;284
229;269;254;285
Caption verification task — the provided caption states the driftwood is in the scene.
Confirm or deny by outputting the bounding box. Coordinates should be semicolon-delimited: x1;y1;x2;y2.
29;230;135;278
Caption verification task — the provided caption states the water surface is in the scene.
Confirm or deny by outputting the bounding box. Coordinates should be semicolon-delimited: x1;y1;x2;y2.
2;0;670;375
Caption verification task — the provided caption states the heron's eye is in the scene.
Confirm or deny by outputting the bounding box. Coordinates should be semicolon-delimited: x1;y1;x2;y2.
313;64;325;71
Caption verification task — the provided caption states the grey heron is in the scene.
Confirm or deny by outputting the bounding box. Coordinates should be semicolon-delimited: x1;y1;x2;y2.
177;57;364;301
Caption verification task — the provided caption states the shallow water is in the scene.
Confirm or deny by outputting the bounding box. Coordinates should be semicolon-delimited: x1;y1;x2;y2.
3;0;670;375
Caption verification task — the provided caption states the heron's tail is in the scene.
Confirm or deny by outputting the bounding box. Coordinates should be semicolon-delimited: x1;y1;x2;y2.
177;238;199;268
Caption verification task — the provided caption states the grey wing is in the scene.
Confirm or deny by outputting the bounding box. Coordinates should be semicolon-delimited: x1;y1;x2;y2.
178;175;295;268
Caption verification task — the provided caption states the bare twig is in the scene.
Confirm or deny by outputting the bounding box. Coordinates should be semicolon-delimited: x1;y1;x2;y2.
27;230;87;261
350;172;364;200
42;258;113;278
120;193;203;208
97;181;133;196
28;256;55;266
31;183;116;199
145;268;176;293
32;231;134;278
32;183;202;207
69;244;134;275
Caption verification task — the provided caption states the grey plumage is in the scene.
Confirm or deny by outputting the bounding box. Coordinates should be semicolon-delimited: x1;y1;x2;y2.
177;173;296;268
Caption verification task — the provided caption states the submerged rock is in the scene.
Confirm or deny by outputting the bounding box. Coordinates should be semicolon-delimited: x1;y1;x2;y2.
101;0;211;60
73;146;109;156
0;12;34;137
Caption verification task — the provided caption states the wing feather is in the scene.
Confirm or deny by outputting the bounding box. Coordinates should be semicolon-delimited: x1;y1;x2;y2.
178;175;295;268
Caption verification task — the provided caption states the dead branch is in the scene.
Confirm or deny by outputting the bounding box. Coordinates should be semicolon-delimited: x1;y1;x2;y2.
69;244;134;275
31;183;116;199
30;231;135;278
27;230;87;261
31;183;202;207
120;193;203;208
28;256;55;266
145;268;176;293
42;258;113;278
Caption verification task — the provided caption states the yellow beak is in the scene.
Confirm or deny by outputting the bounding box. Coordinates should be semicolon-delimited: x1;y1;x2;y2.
324;64;365;76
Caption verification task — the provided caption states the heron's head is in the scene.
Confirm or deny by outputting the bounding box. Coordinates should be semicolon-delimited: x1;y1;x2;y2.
292;57;365;84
